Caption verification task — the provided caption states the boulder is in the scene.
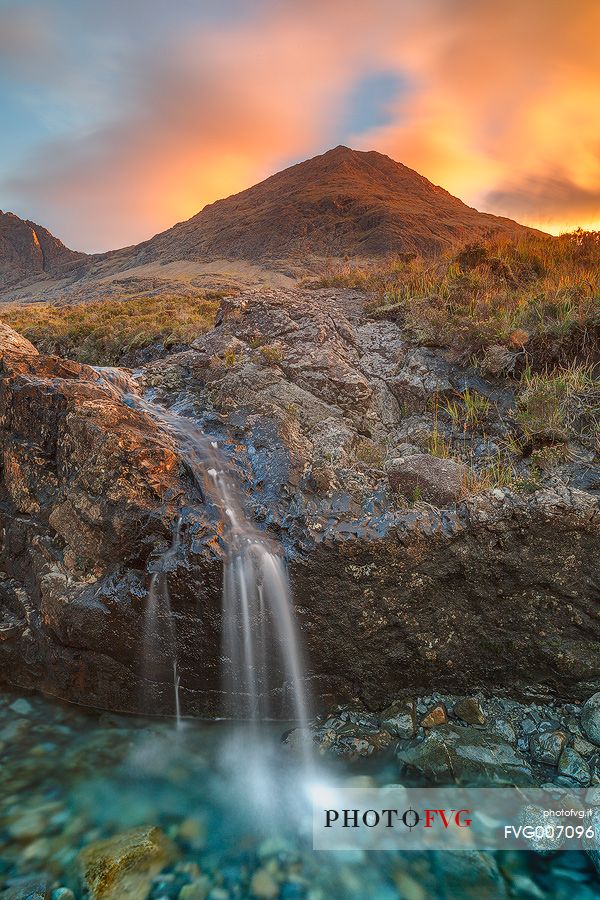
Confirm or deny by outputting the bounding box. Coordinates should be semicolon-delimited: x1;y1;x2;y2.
582;693;600;745
0;323;38;357
396;724;534;785
529;730;567;766
387;454;466;505
78;826;177;900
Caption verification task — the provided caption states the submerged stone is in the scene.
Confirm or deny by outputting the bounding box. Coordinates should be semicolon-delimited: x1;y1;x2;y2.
249;869;279;899
78;826;178;900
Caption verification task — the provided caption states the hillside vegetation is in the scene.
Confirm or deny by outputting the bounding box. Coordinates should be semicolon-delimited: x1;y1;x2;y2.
0;294;219;365
315;229;600;371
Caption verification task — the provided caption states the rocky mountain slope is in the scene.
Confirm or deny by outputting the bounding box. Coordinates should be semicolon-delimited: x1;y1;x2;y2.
123;146;539;267
0;291;597;716
0;147;544;302
0;210;86;291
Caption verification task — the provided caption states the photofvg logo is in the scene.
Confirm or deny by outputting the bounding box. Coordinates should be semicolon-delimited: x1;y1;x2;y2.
312;787;600;851
324;807;472;830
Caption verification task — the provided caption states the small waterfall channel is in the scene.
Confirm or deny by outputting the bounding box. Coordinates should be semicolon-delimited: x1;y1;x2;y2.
92;367;311;738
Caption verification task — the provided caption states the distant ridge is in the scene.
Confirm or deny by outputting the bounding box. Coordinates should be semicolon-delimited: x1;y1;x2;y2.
0;210;86;290
0;147;546;299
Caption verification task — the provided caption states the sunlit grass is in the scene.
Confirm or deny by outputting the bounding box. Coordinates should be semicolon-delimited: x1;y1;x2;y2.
0;294;219;366
312;230;600;366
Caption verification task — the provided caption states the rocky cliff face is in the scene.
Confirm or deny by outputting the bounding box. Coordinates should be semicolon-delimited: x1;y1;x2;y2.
0;290;598;716
0;211;86;290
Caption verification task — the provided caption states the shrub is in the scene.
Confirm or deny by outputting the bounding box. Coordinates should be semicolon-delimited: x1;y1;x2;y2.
445;389;491;429
259;343;284;365
515;362;600;447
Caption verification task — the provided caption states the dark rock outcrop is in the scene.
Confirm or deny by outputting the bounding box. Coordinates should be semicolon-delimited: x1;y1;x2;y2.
0;211;85;290
0;287;598;716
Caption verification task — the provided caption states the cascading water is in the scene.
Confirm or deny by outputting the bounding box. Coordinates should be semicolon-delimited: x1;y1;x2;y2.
142;516;183;727
92;367;311;744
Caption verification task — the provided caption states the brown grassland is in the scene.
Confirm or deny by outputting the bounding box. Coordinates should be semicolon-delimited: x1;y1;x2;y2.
0;294;220;366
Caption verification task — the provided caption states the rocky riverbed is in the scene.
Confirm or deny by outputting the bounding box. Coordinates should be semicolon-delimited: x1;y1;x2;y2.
1;689;600;899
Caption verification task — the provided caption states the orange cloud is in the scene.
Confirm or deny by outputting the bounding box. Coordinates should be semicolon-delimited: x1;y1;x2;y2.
358;0;600;231
4;0;600;250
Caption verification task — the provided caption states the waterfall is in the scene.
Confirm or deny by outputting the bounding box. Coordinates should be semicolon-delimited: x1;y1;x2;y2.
92;367;311;733
141;516;183;726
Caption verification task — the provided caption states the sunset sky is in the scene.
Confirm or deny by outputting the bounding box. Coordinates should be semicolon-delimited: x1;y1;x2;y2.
1;0;599;252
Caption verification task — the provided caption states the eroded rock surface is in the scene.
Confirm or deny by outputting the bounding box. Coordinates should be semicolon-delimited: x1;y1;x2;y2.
0;288;598;715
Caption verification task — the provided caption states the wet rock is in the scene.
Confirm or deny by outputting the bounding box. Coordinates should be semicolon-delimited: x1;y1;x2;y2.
558;748;591;785
518;805;565;851
79;826;178;900
453;697;486;726
490;719;516;744
529;730;567;766
51;891;75;900
0;298;599;715
573;736;597;757
581;693;600;745
396;724;534;785
420;704;448;729
589;753;600;784
313;719;394;760
387;454;466;506
586;787;600;805
582;808;600;876
380;700;416;739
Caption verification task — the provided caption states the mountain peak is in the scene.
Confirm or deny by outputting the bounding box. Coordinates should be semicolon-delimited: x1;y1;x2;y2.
133;146;536;265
